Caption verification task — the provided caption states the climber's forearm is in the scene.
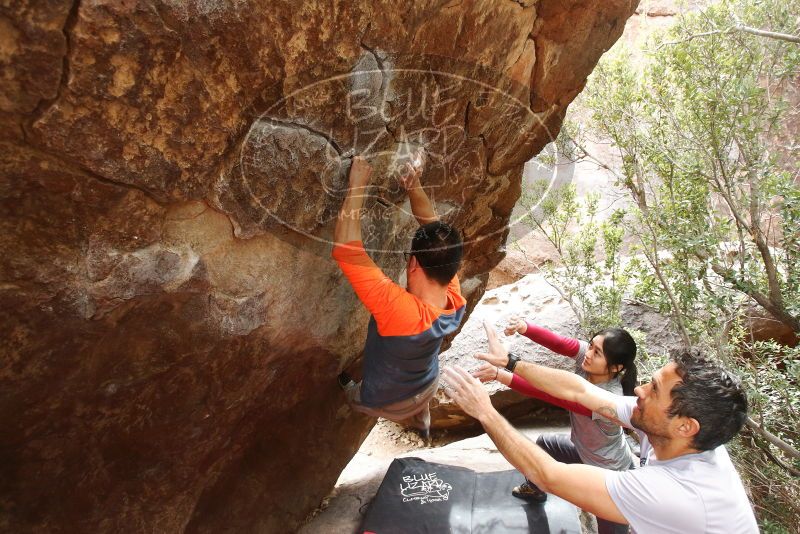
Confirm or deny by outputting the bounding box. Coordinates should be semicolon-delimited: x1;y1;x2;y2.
408;186;438;225
335;187;366;244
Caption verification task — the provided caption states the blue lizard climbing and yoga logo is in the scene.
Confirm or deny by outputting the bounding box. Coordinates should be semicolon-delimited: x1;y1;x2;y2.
400;471;453;504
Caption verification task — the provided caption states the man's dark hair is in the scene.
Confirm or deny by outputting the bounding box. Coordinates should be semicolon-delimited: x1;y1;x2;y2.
668;348;748;451
410;221;463;286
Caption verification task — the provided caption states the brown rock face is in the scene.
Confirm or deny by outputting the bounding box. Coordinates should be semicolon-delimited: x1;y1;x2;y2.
1;1;636;532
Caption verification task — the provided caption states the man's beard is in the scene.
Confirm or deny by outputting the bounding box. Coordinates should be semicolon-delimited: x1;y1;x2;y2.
630;409;643;430
631;407;670;445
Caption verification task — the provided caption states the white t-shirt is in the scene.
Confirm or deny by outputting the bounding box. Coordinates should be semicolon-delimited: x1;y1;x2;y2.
604;396;758;533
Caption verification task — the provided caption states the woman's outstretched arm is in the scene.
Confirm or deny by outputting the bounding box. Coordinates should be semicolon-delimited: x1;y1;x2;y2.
505;316;583;358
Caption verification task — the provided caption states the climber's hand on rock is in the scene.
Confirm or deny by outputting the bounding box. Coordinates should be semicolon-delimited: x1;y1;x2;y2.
399;163;421;190
349;156;373;189
504;316;527;336
470;362;500;383
443;366;494;420
399;151;424;191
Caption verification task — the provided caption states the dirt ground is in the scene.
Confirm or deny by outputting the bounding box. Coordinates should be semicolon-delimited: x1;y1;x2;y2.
359;418;483;457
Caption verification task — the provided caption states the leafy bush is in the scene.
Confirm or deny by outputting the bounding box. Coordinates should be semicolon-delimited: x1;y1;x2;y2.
519;0;800;528
518;181;633;337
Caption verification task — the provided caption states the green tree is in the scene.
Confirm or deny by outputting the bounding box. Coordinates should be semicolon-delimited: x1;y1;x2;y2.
523;0;799;528
519;181;632;337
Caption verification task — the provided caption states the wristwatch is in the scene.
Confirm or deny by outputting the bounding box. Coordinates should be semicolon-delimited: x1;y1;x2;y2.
505;352;520;373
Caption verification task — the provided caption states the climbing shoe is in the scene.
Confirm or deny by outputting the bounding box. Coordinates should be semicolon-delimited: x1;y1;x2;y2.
337;371;354;390
511;481;547;503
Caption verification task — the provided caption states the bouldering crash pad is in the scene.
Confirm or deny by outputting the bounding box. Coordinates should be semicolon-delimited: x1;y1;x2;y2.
360;457;581;533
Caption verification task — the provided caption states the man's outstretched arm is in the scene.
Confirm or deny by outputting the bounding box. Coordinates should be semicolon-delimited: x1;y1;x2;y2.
515;361;625;426
475;322;626;427
443;366;627;524
335;157;373;245
399;151;438;225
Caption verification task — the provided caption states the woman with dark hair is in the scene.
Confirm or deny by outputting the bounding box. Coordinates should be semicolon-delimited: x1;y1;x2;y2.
472;317;638;534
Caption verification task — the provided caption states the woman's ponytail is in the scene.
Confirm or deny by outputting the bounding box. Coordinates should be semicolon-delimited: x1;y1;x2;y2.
619;361;638;396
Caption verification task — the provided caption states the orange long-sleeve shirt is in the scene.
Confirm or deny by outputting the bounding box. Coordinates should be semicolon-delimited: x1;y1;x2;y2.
333;241;466;407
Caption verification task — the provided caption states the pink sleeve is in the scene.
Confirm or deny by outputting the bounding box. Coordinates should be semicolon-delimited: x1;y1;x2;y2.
508;374;592;418
523;321;581;358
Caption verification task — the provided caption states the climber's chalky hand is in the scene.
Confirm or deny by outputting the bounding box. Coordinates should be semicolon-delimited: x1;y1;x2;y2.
349;156;373;190
398;150;424;191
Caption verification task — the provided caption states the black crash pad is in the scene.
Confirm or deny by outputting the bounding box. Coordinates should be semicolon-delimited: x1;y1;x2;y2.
360;457;581;533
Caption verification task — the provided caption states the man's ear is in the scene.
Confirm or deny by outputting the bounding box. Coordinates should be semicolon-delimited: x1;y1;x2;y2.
675;416;700;440
408;255;419;272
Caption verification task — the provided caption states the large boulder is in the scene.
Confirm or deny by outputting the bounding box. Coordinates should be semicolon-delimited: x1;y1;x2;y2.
1;1;637;532
743;305;799;347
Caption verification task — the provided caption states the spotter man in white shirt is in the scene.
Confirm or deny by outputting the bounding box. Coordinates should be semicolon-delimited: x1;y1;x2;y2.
444;347;758;533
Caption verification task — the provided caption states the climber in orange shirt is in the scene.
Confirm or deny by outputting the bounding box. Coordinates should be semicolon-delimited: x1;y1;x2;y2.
333;152;465;440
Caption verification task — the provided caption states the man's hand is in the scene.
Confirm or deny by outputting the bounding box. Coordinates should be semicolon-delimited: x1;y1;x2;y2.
470;362;500;383
442;366;495;421
398;150;424;191
349;156;373;189
475;321;510;368
400;148;438;225
504;315;527;336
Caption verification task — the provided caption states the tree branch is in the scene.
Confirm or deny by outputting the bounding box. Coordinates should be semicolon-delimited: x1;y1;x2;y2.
751;434;800;478
735;24;800;44
515;246;586;327
656;25;800;50
705;259;800;333
746;416;800;460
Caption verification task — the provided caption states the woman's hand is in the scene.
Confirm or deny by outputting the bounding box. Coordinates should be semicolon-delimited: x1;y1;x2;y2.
504;315;527;336
475;321;510;368
470;362;500;383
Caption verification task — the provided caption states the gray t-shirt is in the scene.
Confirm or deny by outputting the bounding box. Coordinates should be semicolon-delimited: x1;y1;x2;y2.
605;396;758;533
570;342;637;471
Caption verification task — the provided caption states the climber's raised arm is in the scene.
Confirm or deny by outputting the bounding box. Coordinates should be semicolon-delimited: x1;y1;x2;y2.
334;156;373;245
399;150;438;225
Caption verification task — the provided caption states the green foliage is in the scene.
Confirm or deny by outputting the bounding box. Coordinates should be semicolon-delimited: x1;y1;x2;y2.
628;328;668;384
520;0;800;528
518;181;633;337
585;0;800;342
